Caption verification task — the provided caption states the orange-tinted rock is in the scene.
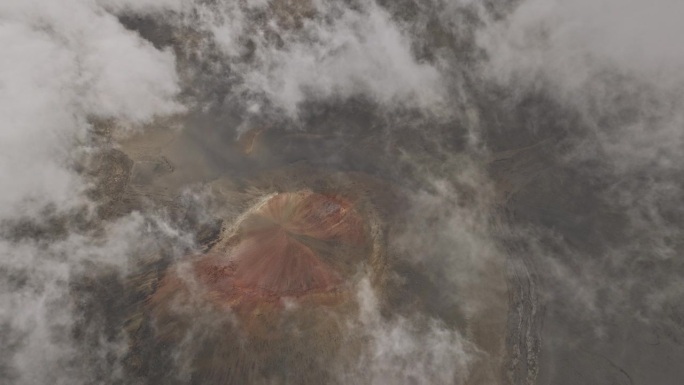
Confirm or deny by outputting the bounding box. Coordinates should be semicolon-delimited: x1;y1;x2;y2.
150;191;368;322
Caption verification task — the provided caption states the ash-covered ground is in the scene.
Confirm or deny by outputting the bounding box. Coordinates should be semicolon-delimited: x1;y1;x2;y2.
1;1;683;385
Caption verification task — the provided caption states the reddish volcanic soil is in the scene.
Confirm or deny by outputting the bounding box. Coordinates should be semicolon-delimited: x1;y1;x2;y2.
150;190;368;320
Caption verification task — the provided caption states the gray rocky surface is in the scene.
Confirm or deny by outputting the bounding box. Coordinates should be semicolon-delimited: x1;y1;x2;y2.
4;1;683;385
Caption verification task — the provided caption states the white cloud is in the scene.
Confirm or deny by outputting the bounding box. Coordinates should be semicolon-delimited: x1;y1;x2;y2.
0;214;150;384
338;279;473;385
478;0;684;171
480;0;684;88
0;0;183;383
97;0;186;14
478;0;684;334
200;0;446;116
0;0;182;218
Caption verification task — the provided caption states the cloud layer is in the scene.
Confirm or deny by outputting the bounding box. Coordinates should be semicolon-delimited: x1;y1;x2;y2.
0;1;182;383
